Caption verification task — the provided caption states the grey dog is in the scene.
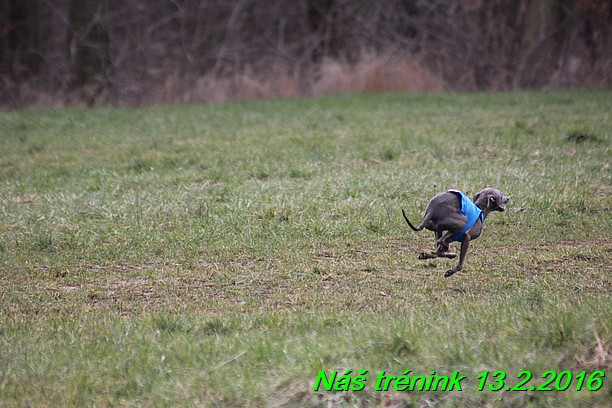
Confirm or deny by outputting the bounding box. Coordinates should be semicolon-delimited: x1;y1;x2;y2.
402;188;509;277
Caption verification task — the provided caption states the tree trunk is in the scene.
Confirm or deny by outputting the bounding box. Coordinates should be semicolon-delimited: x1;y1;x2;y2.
0;0;42;78
68;0;111;104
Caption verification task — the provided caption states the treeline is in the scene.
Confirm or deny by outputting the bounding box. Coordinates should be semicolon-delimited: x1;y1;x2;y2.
1;0;610;107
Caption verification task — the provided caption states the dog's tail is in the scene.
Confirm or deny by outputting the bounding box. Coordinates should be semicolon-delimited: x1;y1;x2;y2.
402;209;425;231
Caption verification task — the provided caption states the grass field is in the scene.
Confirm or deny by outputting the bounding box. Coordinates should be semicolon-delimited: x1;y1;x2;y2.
0;90;610;407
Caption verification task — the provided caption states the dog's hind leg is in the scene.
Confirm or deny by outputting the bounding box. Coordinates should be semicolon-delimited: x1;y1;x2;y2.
435;231;456;258
418;231;456;260
418;231;443;259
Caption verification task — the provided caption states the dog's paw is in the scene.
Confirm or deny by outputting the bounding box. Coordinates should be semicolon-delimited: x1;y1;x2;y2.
443;252;456;259
444;269;458;277
418;252;431;260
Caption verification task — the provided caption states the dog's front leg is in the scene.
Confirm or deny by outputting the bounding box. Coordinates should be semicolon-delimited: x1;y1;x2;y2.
444;235;471;277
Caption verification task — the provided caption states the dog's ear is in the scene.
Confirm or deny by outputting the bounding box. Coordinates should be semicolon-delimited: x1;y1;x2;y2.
473;192;480;203
488;195;496;208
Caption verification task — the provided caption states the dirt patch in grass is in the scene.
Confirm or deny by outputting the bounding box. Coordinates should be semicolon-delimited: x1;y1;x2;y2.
566;131;602;144
80;262;183;271
576;334;612;371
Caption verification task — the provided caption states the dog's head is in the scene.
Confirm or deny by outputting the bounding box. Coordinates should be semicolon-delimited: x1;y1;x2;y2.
473;188;509;212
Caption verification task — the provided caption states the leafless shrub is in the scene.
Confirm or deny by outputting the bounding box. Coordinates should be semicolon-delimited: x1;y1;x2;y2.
312;54;443;96
1;0;610;108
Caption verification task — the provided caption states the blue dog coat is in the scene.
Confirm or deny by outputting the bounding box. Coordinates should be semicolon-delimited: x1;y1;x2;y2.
448;189;484;242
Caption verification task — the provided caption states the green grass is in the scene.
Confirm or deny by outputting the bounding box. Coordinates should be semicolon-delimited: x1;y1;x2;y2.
0;90;610;407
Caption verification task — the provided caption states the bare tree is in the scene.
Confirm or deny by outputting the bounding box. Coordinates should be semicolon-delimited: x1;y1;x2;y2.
0;0;610;107
67;0;112;104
